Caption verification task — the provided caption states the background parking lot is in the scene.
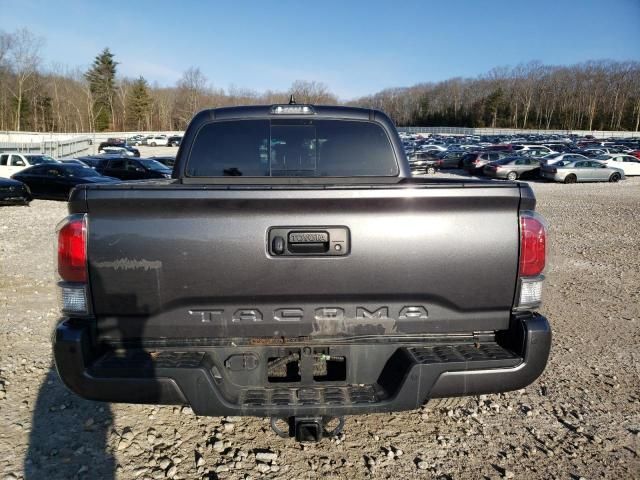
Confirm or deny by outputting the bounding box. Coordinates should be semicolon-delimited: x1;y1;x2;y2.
1;176;638;479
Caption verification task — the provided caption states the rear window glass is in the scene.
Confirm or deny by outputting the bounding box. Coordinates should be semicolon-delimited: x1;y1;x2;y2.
186;119;398;177
138;159;171;171
64;166;97;177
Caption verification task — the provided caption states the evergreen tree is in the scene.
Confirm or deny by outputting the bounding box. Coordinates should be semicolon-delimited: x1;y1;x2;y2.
84;48;117;131
126;77;152;130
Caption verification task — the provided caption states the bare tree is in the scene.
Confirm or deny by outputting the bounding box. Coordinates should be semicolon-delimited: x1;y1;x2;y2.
5;28;43;130
173;67;208;128
289;80;337;104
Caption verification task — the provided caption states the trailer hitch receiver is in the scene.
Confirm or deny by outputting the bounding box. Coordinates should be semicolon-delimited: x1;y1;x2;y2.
270;416;345;442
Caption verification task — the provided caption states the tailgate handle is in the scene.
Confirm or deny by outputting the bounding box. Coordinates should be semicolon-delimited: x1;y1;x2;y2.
269;227;349;257
288;232;329;254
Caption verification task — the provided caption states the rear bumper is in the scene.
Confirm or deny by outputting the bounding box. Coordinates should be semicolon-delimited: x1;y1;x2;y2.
53;314;551;417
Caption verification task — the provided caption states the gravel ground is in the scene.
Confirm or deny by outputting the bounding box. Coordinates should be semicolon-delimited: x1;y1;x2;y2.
0;169;639;480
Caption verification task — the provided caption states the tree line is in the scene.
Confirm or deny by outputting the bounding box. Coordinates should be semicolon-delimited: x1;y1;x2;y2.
1;28;639;133
0;29;337;133
349;61;640;131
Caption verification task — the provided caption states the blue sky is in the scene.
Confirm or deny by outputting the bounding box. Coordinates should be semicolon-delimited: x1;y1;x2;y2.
2;0;639;99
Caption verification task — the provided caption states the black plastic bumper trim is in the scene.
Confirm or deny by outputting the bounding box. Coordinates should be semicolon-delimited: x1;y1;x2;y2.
52;314;551;416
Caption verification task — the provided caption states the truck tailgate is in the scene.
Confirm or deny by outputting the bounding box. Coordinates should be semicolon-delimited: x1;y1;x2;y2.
85;184;522;342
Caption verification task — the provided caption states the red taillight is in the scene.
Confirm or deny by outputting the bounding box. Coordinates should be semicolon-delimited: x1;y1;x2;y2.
58;217;87;282
519;214;546;277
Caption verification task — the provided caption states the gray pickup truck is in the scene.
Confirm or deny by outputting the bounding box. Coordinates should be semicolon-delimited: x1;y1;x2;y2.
53;104;551;441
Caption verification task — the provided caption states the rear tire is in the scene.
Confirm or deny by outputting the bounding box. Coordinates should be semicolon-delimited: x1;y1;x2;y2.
427;397;469;410
506;171;518;181
426;166;436;174
564;174;577;184
609;172;621;183
151;142;157;147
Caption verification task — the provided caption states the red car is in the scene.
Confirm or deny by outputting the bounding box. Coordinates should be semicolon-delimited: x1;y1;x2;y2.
631;150;640;159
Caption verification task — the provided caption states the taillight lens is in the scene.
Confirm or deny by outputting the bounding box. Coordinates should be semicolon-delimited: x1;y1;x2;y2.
57;215;87;282
519;213;546;277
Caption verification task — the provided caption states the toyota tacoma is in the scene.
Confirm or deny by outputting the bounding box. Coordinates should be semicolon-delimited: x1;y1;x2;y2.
53;103;551;441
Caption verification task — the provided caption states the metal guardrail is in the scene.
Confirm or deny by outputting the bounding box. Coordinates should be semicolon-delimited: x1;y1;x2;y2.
0;136;92;158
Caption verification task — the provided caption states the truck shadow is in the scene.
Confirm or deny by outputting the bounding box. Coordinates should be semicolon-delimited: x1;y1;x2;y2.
24;277;160;479
24;367;116;479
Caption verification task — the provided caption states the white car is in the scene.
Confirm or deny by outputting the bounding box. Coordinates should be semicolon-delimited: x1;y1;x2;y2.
595;154;640;176
540;153;589;165
146;135;168;147
99;146;135;157
0;152;59;178
511;145;557;156
419;144;447;152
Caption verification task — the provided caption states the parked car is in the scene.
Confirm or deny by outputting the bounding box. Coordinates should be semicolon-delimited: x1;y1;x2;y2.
542;143;571;153
409;152;439;174
127;135;147;146
11;164;120;200
435;151;465;169
0;153;59;178
99;146;134;157
482;144;513;153
462;152;505;174
167;135;183;147
75;156;111;169
96;157;173;180
419;144;446;152
539;153;589;165
540;159;625;183
147;135;169;147
630;150;640;159
0;177;32;206
98;141;140;157
98;143;140;157
594;154;640;176
483;156;541;180
60;159;90;166
151;156;176;168
53;103;551;442
511;145;556;157
581;147;622;157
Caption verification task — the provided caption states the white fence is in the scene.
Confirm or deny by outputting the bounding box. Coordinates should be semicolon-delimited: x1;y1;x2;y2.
0;131;183;158
398;126;640;138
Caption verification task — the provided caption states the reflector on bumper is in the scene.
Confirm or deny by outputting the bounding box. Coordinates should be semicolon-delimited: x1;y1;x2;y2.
518;278;543;308
59;284;87;314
